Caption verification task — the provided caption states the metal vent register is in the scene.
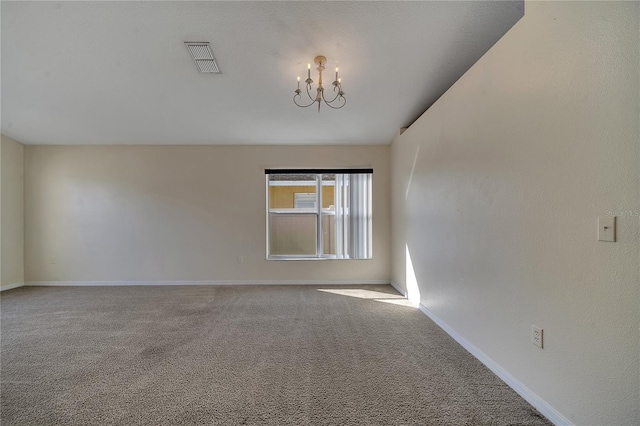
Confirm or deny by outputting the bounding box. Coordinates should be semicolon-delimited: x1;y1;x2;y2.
184;42;221;74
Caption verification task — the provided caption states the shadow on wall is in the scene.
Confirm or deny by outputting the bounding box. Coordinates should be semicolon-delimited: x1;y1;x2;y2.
405;145;420;200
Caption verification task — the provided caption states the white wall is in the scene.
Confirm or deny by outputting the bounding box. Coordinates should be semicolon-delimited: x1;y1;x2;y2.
24;145;390;284
1;136;25;290
391;2;639;425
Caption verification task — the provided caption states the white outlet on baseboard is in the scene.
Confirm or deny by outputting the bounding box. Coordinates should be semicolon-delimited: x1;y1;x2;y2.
532;325;543;349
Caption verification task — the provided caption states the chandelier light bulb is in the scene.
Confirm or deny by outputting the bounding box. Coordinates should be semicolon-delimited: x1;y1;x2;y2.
294;55;346;112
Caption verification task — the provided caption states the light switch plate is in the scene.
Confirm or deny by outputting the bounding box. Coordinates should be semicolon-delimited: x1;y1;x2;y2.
598;216;615;242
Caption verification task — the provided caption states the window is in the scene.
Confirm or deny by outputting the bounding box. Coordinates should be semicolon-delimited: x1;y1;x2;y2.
294;193;317;209
266;169;373;260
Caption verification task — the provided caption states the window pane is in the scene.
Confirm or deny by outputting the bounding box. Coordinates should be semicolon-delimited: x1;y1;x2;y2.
321;174;336;256
321;213;336;255
269;214;317;256
269;174;317;211
321;174;335;209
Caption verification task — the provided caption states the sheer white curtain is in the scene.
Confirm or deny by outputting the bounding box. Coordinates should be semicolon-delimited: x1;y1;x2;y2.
334;173;372;259
348;173;372;259
334;174;347;258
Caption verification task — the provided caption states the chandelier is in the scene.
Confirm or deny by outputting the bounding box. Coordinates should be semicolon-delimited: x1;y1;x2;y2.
294;55;346;112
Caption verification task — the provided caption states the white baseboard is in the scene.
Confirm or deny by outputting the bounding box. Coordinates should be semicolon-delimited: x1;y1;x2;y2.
24;280;391;287
417;303;572;426
1;282;24;292
391;280;570;425
389;280;407;297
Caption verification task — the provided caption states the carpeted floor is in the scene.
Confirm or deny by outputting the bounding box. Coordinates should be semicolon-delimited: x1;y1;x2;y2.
1;285;551;425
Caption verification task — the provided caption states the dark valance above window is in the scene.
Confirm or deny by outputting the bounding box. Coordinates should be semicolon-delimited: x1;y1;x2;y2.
265;168;373;175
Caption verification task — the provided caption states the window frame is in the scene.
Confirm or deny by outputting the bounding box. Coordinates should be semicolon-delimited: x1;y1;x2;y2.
265;169;372;261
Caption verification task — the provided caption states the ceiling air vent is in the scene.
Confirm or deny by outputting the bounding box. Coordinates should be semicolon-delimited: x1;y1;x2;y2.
184;42;221;74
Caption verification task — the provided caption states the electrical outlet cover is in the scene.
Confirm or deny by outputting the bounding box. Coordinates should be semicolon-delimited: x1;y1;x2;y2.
532;325;543;349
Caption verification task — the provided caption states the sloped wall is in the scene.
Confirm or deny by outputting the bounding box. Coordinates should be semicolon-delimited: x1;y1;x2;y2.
391;2;639;424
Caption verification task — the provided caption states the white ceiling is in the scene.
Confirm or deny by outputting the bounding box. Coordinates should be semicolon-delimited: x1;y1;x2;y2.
1;1;523;146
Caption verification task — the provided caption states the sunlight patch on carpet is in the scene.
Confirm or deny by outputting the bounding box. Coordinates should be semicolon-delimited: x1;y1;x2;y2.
317;288;404;300
375;298;416;307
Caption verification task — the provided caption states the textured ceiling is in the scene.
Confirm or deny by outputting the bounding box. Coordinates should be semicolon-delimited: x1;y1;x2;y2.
1;1;524;145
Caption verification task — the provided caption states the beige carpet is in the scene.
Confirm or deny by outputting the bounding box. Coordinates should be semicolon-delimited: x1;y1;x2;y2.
1;285;551;425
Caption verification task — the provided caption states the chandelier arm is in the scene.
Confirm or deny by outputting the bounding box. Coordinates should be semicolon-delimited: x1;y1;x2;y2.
293;94;318;108
323;96;346;109
305;84;317;102
323;90;342;104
